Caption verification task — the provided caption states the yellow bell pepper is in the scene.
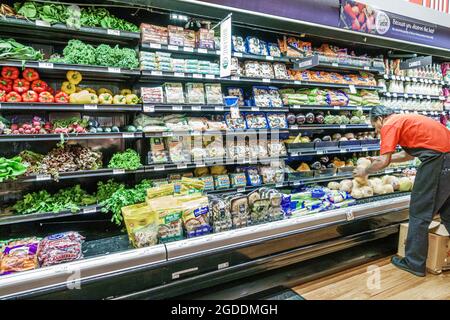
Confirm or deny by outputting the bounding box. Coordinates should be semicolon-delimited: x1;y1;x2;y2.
97;88;113;95
66;71;82;85
84;88;96;95
113;94;126;104
125;94;139;105
120;89;132;96
99;93;113;104
61;81;76;94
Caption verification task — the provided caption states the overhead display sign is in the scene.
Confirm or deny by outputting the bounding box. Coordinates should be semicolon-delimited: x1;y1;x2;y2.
399;55;432;70
196;0;450;51
220;15;232;78
338;0;449;49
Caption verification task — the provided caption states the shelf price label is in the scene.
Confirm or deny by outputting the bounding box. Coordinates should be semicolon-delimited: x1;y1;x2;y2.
162;131;174;137
84;104;98;110
192;73;203;79
412;94;417;99
205;74;215;79
345;210;354;221
183;47;194;52
176;163;188;169
294;80;302;85
333;106;340;110
234;52;243;57
331;62;339;67
251;107;260;111
107;29;121;36
195;162;206;167
174;72;185;77
215;106;224;111
292;105;301;109
172;106;183;111
419;95;423;99
316;150;325;155
83;207;97;214
385;92;391;97
231;76;240;81
198;48;208;54
412;77;417;82
237;187;246;193
362;147;368;152
339;125;346;129
404;94;409;99
385;169;394;173
122;132;135;138
151;70;163;76
107;67;121;73
36;20;51;27
113;169;126;175
363;66;370;70
262;78;271;83
143;105;155;113
168;45;179;51
154;165;165;171
191;106;202;111
265;56;274;61
36;174;51;181
38;62;54;69
149;43;161;49
292;181;301;186
275;183;284;188
426;95;431;100
392;93;398;98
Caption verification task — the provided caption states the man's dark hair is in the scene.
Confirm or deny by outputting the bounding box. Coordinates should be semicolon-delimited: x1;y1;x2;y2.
369;106;395;122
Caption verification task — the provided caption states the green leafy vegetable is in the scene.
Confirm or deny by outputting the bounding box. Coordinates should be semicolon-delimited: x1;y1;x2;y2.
96;179;124;202
108;149;142;170
100;179;152;226
0;38;43;61
0;156;28;182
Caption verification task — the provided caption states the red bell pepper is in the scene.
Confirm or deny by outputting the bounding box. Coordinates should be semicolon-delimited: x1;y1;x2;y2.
5;91;22;102
1;67;19;80
47;86;54;95
31;79;48;93
22;90;39;102
0;78;12;92
22;68;39;82
13;79;30;93
54;91;69;103
38;91;54;103
0;90;6;102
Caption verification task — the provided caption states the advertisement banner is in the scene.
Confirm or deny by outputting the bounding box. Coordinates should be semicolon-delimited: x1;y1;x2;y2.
338;0;449;49
220;15;232;78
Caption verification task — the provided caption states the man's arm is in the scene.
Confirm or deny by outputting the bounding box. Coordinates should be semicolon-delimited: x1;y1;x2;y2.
365;153;392;174
390;150;415;163
354;153;393;177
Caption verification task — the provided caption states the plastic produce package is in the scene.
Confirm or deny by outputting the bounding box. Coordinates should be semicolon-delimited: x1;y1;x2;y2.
267;113;288;129
164;82;185;104
244;61;261;78
245;112;268;129
232;36;246;53
182;196;211;238
0;239;39;275
208;195;233;233
141;86;164;103
205;83;223;104
225;112;246;130
147;196;184;243
150;137;169;163
122;203;159;248
227;193;250;228
37;232;85;267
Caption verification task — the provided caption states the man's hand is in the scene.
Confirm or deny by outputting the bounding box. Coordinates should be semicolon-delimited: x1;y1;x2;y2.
353;166;368;178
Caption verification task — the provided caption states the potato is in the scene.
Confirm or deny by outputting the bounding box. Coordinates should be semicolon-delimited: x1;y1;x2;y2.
353;176;368;188
382;184;394;194
356;157;371;168
372;183;385;195
327;181;341;190
339;179;353;193
361;186;373;197
351;187;364;199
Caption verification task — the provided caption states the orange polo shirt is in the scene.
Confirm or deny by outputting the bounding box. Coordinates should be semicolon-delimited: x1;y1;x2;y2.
380;114;450;155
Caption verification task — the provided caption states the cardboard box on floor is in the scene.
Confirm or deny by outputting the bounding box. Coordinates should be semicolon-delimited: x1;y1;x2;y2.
398;221;450;274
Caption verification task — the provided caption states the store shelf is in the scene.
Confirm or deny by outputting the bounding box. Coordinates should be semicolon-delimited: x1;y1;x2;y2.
383;74;447;85
288;166;413;186
288;144;380;156
0;205;101;226
206;181;291;195
289;105;373;111
145;157;287;173
392;109;446;115
0;132;143;142
289;124;373;130
142;103;289;113
141;43;384;73
19;168;145;183
140;70;383;90
143;129;288;138
0;103;142;112
0;60;140;80
381;92;444;100
0;16;140;45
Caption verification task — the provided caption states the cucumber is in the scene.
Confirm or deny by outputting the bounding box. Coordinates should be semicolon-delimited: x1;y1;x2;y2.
127;125;137;132
111;126;120;133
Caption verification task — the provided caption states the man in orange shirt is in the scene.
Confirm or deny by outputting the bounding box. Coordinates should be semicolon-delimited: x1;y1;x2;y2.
354;106;450;277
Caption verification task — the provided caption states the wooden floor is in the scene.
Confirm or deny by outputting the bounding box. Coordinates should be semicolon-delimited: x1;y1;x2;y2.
293;257;450;300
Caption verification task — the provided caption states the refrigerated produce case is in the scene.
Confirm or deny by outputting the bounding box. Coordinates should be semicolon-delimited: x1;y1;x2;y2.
0;0;448;299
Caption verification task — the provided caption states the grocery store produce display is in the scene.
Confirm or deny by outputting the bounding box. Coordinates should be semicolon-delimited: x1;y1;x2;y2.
0;1;447;298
